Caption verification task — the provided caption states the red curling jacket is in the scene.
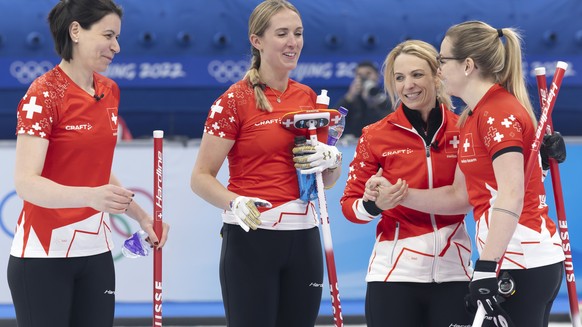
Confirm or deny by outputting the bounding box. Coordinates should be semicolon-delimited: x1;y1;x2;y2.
340;103;473;283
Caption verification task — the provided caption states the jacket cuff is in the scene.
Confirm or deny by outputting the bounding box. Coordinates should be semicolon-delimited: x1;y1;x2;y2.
362;199;383;216
474;259;497;273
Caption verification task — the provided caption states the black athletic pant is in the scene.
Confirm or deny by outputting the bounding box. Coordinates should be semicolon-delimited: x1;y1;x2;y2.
366;281;472;327
219;224;323;327
499;262;563;327
7;252;115;327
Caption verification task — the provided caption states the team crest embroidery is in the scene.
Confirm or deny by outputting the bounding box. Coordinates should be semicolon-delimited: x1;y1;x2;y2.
107;107;118;133
445;131;460;154
460;133;476;157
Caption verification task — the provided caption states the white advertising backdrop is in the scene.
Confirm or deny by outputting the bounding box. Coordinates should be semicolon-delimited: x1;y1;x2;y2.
2;140;580;306
0;140;376;304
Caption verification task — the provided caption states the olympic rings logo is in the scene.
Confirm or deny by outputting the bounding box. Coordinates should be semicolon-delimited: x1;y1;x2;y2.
9;60;54;84
207;59;248;83
0;187;153;262
0;191;17;238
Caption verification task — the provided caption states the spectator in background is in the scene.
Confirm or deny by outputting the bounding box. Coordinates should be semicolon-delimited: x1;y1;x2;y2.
335;61;392;137
8;1;169;326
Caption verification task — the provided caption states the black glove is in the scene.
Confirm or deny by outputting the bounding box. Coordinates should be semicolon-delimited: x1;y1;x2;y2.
540;131;566;170
467;260;515;327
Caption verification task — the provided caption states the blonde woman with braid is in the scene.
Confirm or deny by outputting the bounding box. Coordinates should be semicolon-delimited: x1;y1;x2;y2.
190;1;342;326
366;21;565;326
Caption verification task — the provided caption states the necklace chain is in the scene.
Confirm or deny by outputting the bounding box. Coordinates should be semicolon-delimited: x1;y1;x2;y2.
269;87;283;103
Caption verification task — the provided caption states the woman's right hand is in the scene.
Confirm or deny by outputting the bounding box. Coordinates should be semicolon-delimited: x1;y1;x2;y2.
364;168;408;210
87;184;134;214
229;196;272;232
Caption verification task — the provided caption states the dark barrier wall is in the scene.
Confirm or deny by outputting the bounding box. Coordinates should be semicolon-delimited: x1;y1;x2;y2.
0;0;581;139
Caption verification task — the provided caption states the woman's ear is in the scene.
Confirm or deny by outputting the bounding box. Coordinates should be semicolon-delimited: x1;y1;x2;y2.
69;21;80;43
249;34;262;52
464;58;476;76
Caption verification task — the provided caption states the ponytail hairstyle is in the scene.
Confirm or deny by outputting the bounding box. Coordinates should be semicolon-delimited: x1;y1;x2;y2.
383;40;453;111
445;21;536;127
244;0;300;112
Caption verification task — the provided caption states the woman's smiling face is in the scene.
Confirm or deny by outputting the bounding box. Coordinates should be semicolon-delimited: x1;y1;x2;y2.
393;53;437;112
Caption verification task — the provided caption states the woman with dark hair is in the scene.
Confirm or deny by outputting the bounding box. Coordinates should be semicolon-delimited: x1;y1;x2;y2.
8;1;168;326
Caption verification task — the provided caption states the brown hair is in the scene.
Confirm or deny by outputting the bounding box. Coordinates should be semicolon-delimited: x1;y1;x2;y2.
445;21;535;127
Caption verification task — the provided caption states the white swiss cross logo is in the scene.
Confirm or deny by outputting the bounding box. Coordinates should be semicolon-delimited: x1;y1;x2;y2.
22;96;43;119
445;132;460;153
460;133;476;157
210;99;223;118
282;118;293;128
449;135;459;148
463;139;471;152
111;112;118;125
501;118;512;128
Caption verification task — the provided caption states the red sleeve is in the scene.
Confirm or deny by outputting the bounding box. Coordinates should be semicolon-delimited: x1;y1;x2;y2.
203;83;243;140
476;99;526;158
340;127;381;224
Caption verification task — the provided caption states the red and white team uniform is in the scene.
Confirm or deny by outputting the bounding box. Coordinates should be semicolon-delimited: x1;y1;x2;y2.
204;79;327;231
341;104;473;283
12;65;120;258
459;84;564;269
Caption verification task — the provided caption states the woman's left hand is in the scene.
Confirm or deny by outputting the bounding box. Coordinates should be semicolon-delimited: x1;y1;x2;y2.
293;142;341;174
139;218;170;249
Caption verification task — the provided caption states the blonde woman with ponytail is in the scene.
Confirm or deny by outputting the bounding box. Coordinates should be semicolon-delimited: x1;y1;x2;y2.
437;21;564;327
190;1;342;326
366;21;566;326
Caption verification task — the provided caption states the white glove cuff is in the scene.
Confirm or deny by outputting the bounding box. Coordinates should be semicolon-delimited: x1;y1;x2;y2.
326;145;342;170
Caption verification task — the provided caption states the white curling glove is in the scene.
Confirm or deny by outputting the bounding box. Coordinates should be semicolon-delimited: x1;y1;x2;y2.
293;141;342;174
229;196;272;232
